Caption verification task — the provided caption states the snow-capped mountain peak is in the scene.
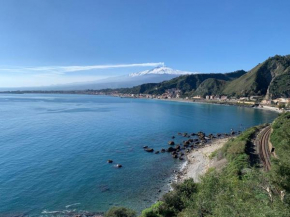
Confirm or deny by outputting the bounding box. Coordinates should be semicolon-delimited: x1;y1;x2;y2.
129;66;196;77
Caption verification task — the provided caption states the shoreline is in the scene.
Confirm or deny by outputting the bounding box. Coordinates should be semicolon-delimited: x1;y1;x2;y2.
1;92;284;113
147;97;283;113
175;137;231;183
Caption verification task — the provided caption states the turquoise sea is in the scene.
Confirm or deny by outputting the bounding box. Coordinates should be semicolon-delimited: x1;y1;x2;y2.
0;94;278;216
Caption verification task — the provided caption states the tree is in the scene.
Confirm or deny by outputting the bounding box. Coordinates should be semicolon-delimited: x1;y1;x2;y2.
105;207;136;217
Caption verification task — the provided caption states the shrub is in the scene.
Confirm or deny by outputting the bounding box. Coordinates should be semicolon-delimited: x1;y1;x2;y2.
141;201;163;217
105;207;136;217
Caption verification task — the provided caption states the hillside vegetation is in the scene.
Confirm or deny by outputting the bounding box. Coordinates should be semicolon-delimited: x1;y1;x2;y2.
108;55;290;99
193;78;227;97
117;70;246;96
106;112;290;217
269;112;290;192
222;55;290;97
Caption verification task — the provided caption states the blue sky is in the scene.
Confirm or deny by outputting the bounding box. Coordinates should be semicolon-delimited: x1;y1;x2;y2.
0;0;289;87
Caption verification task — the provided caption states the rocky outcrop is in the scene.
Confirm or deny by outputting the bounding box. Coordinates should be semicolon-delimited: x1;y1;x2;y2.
145;148;154;152
167;147;176;152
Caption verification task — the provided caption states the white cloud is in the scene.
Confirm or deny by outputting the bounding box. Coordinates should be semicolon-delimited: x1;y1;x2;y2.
0;62;165;74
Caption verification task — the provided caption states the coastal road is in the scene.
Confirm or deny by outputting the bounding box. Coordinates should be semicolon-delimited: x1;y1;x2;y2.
257;126;272;171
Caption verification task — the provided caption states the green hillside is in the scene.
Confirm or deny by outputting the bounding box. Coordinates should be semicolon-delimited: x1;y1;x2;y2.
222;55;290;97
118;70;246;95
193;78;227;97
268;73;290;99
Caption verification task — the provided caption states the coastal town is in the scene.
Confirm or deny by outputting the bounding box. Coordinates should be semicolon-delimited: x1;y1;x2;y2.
2;87;289;111
93;88;290;110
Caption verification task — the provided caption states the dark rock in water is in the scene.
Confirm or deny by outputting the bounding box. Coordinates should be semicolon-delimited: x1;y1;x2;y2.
155;151;160;154
158;190;161;193
217;133;221;137
143;146;148;149
172;136;175;139
107;159;113;163
178;132;182;135
231;131;236;135
145;148;154;152
176;145;181;150
180;152;184;156
198;131;206;139
191;133;196;136
179;157;184;160
172;154;178;159
167;147;176;152
116;164;122;168
168;141;175;145
186;149;190;153
161;149;166;153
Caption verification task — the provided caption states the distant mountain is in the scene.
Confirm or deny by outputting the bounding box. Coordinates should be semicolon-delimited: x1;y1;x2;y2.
114;55;290;99
0;66;196;91
129;66;196;77
43;74;182;91
116;70;246;95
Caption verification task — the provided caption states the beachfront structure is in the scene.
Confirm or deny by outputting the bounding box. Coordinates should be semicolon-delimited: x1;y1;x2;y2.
237;100;255;105
239;97;250;101
192;95;202;99
250;96;260;101
261;99;272;105
273;98;290;104
164;88;181;98
220;96;228;101
273;98;290;107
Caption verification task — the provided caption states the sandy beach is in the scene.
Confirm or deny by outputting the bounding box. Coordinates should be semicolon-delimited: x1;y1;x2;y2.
176;138;230;183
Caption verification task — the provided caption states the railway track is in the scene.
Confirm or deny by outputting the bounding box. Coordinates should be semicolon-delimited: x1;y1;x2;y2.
257;126;272;171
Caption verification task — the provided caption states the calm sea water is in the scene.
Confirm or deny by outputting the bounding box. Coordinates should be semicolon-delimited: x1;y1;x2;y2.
0;94;277;216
